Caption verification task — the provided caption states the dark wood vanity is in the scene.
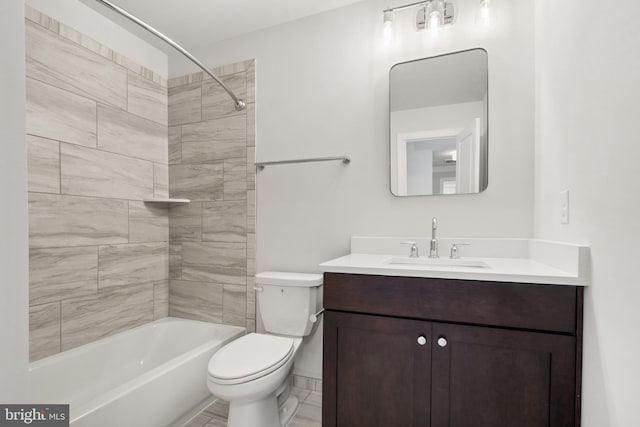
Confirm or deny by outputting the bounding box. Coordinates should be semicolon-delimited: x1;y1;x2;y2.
322;272;583;427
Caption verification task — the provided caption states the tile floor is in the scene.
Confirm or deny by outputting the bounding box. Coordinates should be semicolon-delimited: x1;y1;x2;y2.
181;387;321;427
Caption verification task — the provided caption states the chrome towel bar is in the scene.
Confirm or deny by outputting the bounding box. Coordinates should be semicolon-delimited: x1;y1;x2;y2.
256;156;350;170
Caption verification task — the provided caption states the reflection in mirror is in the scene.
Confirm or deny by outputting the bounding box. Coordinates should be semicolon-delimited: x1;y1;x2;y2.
390;49;488;196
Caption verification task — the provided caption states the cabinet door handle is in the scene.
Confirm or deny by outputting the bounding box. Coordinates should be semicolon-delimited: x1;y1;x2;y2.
417;335;427;346
437;337;448;347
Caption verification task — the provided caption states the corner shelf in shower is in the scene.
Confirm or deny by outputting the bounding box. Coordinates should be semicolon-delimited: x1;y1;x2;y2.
143;198;191;205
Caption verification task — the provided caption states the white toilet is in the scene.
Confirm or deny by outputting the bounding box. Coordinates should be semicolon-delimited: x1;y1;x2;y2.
207;271;323;427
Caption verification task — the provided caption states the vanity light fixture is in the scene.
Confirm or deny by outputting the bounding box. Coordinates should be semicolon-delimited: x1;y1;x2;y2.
382;0;455;38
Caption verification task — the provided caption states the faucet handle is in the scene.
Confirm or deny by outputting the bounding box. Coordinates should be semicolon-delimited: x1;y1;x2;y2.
450;243;470;259
401;241;420;258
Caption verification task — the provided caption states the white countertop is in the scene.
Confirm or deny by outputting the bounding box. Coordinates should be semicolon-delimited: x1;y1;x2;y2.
318;237;590;286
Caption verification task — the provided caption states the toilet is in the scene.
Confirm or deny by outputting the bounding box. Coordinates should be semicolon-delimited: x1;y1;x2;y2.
207;271;323;427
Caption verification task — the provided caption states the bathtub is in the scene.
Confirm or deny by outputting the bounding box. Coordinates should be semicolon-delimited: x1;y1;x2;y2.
28;317;245;427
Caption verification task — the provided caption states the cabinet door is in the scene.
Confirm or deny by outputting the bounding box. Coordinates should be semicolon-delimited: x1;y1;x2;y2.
323;311;432;427
431;323;576;427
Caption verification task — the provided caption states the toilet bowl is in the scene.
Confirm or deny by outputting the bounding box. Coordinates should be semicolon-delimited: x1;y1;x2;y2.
206;272;323;427
207;334;302;427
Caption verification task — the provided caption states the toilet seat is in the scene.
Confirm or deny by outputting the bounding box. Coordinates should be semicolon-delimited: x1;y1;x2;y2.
208;333;294;385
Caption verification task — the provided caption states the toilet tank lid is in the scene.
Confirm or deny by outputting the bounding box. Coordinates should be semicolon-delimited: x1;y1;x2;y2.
256;271;323;287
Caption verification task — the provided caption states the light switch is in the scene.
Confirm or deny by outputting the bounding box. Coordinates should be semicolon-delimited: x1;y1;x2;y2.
560;190;569;224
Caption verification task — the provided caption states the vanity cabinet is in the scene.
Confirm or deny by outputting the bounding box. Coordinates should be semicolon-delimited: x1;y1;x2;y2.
322;273;583;427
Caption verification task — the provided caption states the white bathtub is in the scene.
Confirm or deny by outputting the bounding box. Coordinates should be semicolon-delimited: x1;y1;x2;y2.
29;317;245;427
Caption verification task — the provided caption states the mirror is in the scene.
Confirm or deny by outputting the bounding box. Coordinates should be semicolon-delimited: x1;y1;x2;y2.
390;49;488;196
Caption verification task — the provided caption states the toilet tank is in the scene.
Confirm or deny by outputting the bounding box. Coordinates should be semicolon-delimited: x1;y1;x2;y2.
255;272;323;337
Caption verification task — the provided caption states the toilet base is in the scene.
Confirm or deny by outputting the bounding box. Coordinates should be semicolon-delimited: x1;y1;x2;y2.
279;395;299;427
226;393;299;427
227;392;280;427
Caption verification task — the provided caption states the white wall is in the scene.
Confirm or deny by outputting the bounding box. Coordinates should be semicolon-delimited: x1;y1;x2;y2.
25;0;168;77
534;1;640;425
174;0;535;378
0;0;29;402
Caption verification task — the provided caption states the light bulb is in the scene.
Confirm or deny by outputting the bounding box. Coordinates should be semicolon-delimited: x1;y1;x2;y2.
428;11;442;35
477;0;493;26
425;1;445;35
383;10;393;45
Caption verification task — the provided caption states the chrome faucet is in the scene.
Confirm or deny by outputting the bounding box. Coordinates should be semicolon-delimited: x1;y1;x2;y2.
429;217;439;258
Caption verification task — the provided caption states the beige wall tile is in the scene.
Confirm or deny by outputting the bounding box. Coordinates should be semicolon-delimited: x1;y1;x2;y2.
29;302;61;362
127;71;168;126
181;141;247;165
247;190;256;234
129;201;168;243
154;163;169;198
30;246;98;305
98;243;169;288
247;123;256;191
58;23;114;62
182;242;247;285
247;146;256;167
115;54;166;87
97;105;167;164
246;62;255;104
182;242;246;267
26;78;97;148
26;20;127;109
167;59;255;328
246;320;256;333
220;60;251;76
169;203;202;242
181;115;247;164
154;280;169;320
247;233;256;259
169;163;223;201
181;115;246;144
223;284;247;327
25;7;165;91
60;143;154;200
182;265;247;285
246;276;256;320
29;193;128;248
169;126;182;164
169;280;223;323
202;73;246;121
223;157;248;201
202;201;246;242
61;284;154;351
27;135;60;193
246;257;256;277
169;244;182;279
167;76;194;89
169;82;201;126
246;103;255;147
25;6;60;33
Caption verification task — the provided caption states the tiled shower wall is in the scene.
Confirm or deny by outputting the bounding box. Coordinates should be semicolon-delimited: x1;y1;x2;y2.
25;7;170;362
25;6;256;362
167;62;257;332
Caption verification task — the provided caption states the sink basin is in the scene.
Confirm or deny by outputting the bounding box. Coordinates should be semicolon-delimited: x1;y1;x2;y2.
386;257;489;268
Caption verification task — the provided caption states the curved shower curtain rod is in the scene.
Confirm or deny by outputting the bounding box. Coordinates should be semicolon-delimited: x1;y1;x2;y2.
92;0;246;111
